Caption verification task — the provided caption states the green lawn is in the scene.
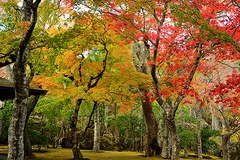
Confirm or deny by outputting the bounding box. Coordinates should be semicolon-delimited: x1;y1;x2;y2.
30;148;222;160
0;146;222;160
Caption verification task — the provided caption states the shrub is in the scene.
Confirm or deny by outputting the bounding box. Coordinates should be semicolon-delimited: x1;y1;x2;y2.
29;129;49;151
201;128;220;155
179;129;197;150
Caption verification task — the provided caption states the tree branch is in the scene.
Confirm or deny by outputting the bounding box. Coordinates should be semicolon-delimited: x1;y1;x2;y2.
16;0;42;63
80;101;98;139
29;43;47;50
174;43;203;109
87;41;109;89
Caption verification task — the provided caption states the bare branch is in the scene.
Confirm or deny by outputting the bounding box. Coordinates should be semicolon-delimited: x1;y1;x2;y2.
29;43;47;50
218;61;239;69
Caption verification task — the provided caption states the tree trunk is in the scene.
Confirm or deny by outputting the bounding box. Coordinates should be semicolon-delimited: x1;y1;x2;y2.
167;118;180;160
158;104;163;148
131;41;161;157
114;103;119;144
211;106;220;130
8;49;30;160
141;89;161;157
140;112;144;153
222;134;230;160
7;0;41;159
93;103;100;152
162;116;171;159
71;99;83;160
104;103;108;129
130;110;136;151
163;103;180;160
24;95;40;157
181;107;185;129
197;105;203;159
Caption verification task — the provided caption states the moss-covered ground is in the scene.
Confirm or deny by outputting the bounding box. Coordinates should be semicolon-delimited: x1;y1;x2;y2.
31;148;222;160
0;146;222;160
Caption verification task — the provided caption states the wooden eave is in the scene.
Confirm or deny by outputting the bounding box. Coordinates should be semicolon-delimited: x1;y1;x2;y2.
0;77;47;101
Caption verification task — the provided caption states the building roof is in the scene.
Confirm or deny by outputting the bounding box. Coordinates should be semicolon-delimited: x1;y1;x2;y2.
0;77;47;101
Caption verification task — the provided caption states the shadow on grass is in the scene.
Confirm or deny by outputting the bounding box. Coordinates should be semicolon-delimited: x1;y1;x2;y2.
180;155;213;159
67;158;90;160
33;150;49;153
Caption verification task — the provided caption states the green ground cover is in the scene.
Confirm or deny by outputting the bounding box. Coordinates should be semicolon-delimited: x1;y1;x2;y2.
0;146;222;160
32;148;222;160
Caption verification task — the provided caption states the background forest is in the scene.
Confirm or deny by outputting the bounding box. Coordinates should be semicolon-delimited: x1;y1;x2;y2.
0;0;239;160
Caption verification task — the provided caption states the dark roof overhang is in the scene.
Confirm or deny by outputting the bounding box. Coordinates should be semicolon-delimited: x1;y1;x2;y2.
0;77;47;101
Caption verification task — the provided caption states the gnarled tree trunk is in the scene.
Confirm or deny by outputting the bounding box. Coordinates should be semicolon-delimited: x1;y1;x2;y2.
131;41;161;156
8;0;41;159
164;108;180;160
141;89;161;157
71;99;83;160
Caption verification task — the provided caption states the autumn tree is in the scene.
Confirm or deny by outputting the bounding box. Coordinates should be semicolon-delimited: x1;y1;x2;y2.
210;70;240;160
77;1;239;159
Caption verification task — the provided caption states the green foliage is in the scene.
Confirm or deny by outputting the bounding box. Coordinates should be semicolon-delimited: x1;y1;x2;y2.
201;128;221;154
34;97;72;133
176;106;198;125
178;129;197;149
29;129;49;146
0;100;13;120
0;100;13;143
105;111;145;149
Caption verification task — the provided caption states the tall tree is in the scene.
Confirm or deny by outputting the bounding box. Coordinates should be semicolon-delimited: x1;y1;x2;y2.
210;71;240;160
80;1;239;159
131;41;161;156
4;0;42;159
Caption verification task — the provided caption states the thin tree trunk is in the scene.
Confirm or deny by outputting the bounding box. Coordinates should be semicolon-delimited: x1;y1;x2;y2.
114;103;119;144
158;104;163;148
140;111;144;153
130;110;135;151
181;107;185;129
197;106;203;159
71;99;83;160
211;106;220;130
104;103;108;129
93;103;100;152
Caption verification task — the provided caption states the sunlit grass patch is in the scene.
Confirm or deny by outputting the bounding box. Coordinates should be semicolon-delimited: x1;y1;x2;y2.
32;148;222;160
0;147;222;160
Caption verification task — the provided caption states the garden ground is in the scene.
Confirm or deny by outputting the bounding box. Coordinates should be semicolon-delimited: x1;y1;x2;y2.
0;145;222;160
